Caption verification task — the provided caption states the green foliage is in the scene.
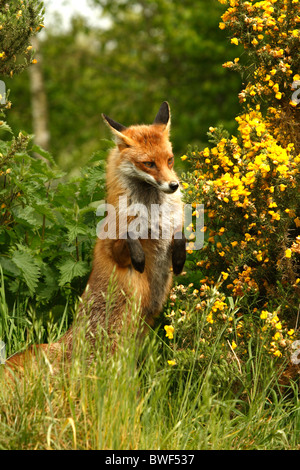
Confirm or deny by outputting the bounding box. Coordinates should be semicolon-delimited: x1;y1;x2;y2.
0;0;44;76
90;0;241;150
0;129;108;326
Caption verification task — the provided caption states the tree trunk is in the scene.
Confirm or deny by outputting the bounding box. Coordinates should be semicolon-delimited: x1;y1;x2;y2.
29;36;50;154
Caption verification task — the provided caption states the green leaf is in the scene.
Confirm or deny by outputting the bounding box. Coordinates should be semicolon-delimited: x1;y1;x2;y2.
80;165;106;199
65;222;91;244
0;121;13;135
37;265;58;300
0;256;21;277
86;140;114;164
11;205;41;228
228;297;235;310
11;247;41;294
30;144;56;166
57;259;89;286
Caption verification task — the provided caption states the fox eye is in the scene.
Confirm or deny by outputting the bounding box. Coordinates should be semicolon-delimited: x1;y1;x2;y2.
168;156;174;166
143;161;156;169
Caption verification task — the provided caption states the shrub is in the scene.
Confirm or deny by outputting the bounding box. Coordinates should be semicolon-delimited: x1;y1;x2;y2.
0;0;44;77
171;0;300;367
183;0;300;321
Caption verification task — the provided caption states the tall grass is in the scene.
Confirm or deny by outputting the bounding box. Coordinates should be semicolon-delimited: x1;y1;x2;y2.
0;273;300;450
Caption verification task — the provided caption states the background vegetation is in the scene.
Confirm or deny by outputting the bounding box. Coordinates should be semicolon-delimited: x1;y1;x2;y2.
5;0;242;171
0;0;300;451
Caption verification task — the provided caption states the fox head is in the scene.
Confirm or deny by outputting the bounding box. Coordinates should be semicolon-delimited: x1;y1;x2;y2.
102;102;180;194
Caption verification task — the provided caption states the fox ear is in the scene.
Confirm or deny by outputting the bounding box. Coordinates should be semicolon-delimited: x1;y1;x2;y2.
102;114;127;133
153;101;170;131
102;113;133;148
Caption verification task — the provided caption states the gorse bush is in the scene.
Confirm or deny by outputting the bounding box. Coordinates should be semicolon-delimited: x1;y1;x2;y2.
179;0;300;362
0;0;44;77
220;0;300;152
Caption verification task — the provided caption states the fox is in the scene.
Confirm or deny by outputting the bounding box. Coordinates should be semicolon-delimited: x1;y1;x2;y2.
4;101;186;374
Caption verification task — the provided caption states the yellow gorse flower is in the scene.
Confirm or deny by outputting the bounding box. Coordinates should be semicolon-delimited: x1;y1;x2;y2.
164;325;174;339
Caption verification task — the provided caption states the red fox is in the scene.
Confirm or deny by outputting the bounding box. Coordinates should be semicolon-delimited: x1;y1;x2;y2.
5;102;186;373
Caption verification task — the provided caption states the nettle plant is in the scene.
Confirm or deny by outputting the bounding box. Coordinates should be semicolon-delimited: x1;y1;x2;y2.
181;0;300;359
0;134;108;321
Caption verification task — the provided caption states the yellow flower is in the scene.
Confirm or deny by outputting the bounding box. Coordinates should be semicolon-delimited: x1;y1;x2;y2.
275;92;282;100
288;329;295;336
285;249;292;258
231;38;239;45
260;310;268;320
231;340;237;350
206;312;214;324
164;325;174;339
181;155;188;161
268;210;280;221
167;359;176;366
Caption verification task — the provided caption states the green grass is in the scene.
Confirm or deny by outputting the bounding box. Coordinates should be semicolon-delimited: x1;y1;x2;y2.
0;275;300;450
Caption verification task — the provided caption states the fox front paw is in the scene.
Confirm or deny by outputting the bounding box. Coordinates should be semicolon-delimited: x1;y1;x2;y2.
127;233;145;273
131;249;145;273
172;237;186;275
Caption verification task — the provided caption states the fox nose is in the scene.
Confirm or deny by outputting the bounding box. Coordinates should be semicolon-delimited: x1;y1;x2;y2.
169;181;179;193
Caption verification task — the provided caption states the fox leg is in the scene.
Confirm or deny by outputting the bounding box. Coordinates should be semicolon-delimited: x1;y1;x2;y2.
112;232;145;273
172;233;186;275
